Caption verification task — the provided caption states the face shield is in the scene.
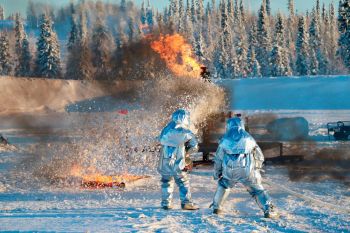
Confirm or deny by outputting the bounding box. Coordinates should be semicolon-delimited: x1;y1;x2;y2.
226;117;245;132
172;109;191;129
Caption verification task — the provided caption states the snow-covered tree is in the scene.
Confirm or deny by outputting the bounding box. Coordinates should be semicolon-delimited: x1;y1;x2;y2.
194;29;205;62
239;0;245;23
248;48;261;77
120;0;127;12
327;2;338;72
338;0;350;70
256;0;272;76
0;6;4;20
91;18;114;79
322;3;326;21
227;0;234;23
288;0;295;16
295;16;310;76
0;34;12;76
316;0;321;16
65;6;93;80
191;0;197;23
234;14;248;77
213;35;229;78
35;14;61;78
140;1;146;24
67;15;79;51
16;36;32;77
271;13;291;76
27;0;38;28
196;0;205;23
266;0;271;16
146;0;155;30
309;9;327;75
14;13;26;75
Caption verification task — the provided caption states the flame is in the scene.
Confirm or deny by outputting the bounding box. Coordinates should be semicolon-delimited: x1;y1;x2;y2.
151;34;203;78
69;165;146;188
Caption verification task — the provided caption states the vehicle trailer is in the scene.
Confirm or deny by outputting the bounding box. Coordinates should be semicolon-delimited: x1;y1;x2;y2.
327;121;350;141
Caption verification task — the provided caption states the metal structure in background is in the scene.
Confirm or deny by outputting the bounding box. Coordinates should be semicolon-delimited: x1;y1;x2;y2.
200;66;211;82
327;121;350;141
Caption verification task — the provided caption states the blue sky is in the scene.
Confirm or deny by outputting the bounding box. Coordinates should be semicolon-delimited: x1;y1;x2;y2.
0;0;338;17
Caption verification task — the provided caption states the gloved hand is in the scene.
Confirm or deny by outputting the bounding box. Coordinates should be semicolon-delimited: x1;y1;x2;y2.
213;171;222;180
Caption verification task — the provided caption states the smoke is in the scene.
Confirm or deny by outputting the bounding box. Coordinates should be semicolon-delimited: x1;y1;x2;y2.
246;113;350;185
12;74;226;189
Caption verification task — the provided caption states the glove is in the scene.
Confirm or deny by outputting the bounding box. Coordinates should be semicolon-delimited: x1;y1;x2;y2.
213;172;222;180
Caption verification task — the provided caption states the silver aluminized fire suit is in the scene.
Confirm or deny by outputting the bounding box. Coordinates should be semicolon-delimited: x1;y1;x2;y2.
212;117;273;215
158;109;198;208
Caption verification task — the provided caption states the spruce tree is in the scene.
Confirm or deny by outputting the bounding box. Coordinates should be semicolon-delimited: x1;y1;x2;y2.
65;9;92;80
295;16;310;76
15;14;25;56
0;34;12;76
16;36;32;77
35;14;61;78
248;48;261;77
0;6;4;20
309;9;327;75
196;0;205;23
27;0;38;28
256;0;272;76
240;0;245;23
194;29;205;62
328;2;338;72
67;15;79;51
338;0;350;70
191;0;197;23
271;13;291;76
213;35;229;78
266;0;271;16
140;1;146;24
91;18;113;80
234;13;248;77
288;0;295;16
146;0;155;30
120;0;127;12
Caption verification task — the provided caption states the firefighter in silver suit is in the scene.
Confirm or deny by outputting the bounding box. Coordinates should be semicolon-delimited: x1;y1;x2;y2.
158;109;199;210
212;117;278;218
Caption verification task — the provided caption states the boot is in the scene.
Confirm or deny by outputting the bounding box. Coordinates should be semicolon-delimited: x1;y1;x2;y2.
181;203;199;210
264;204;279;219
213;209;224;215
212;185;230;212
162;205;173;210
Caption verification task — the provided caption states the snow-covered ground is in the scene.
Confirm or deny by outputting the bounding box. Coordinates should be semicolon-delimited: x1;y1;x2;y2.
0;76;349;232
0;163;349;232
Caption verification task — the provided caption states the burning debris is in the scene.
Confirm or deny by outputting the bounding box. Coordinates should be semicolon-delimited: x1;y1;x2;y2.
69;165;149;189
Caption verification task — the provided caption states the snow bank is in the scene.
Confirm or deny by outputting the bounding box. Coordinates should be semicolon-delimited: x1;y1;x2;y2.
217;76;350;110
0;76;106;114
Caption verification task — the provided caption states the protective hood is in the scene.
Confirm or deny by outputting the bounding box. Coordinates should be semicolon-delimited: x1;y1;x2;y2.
159;109;192;147
172;109;191;129
220;117;256;154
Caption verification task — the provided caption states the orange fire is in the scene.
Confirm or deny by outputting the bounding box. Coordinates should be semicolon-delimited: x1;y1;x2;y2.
70;165;147;188
151;34;203;78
